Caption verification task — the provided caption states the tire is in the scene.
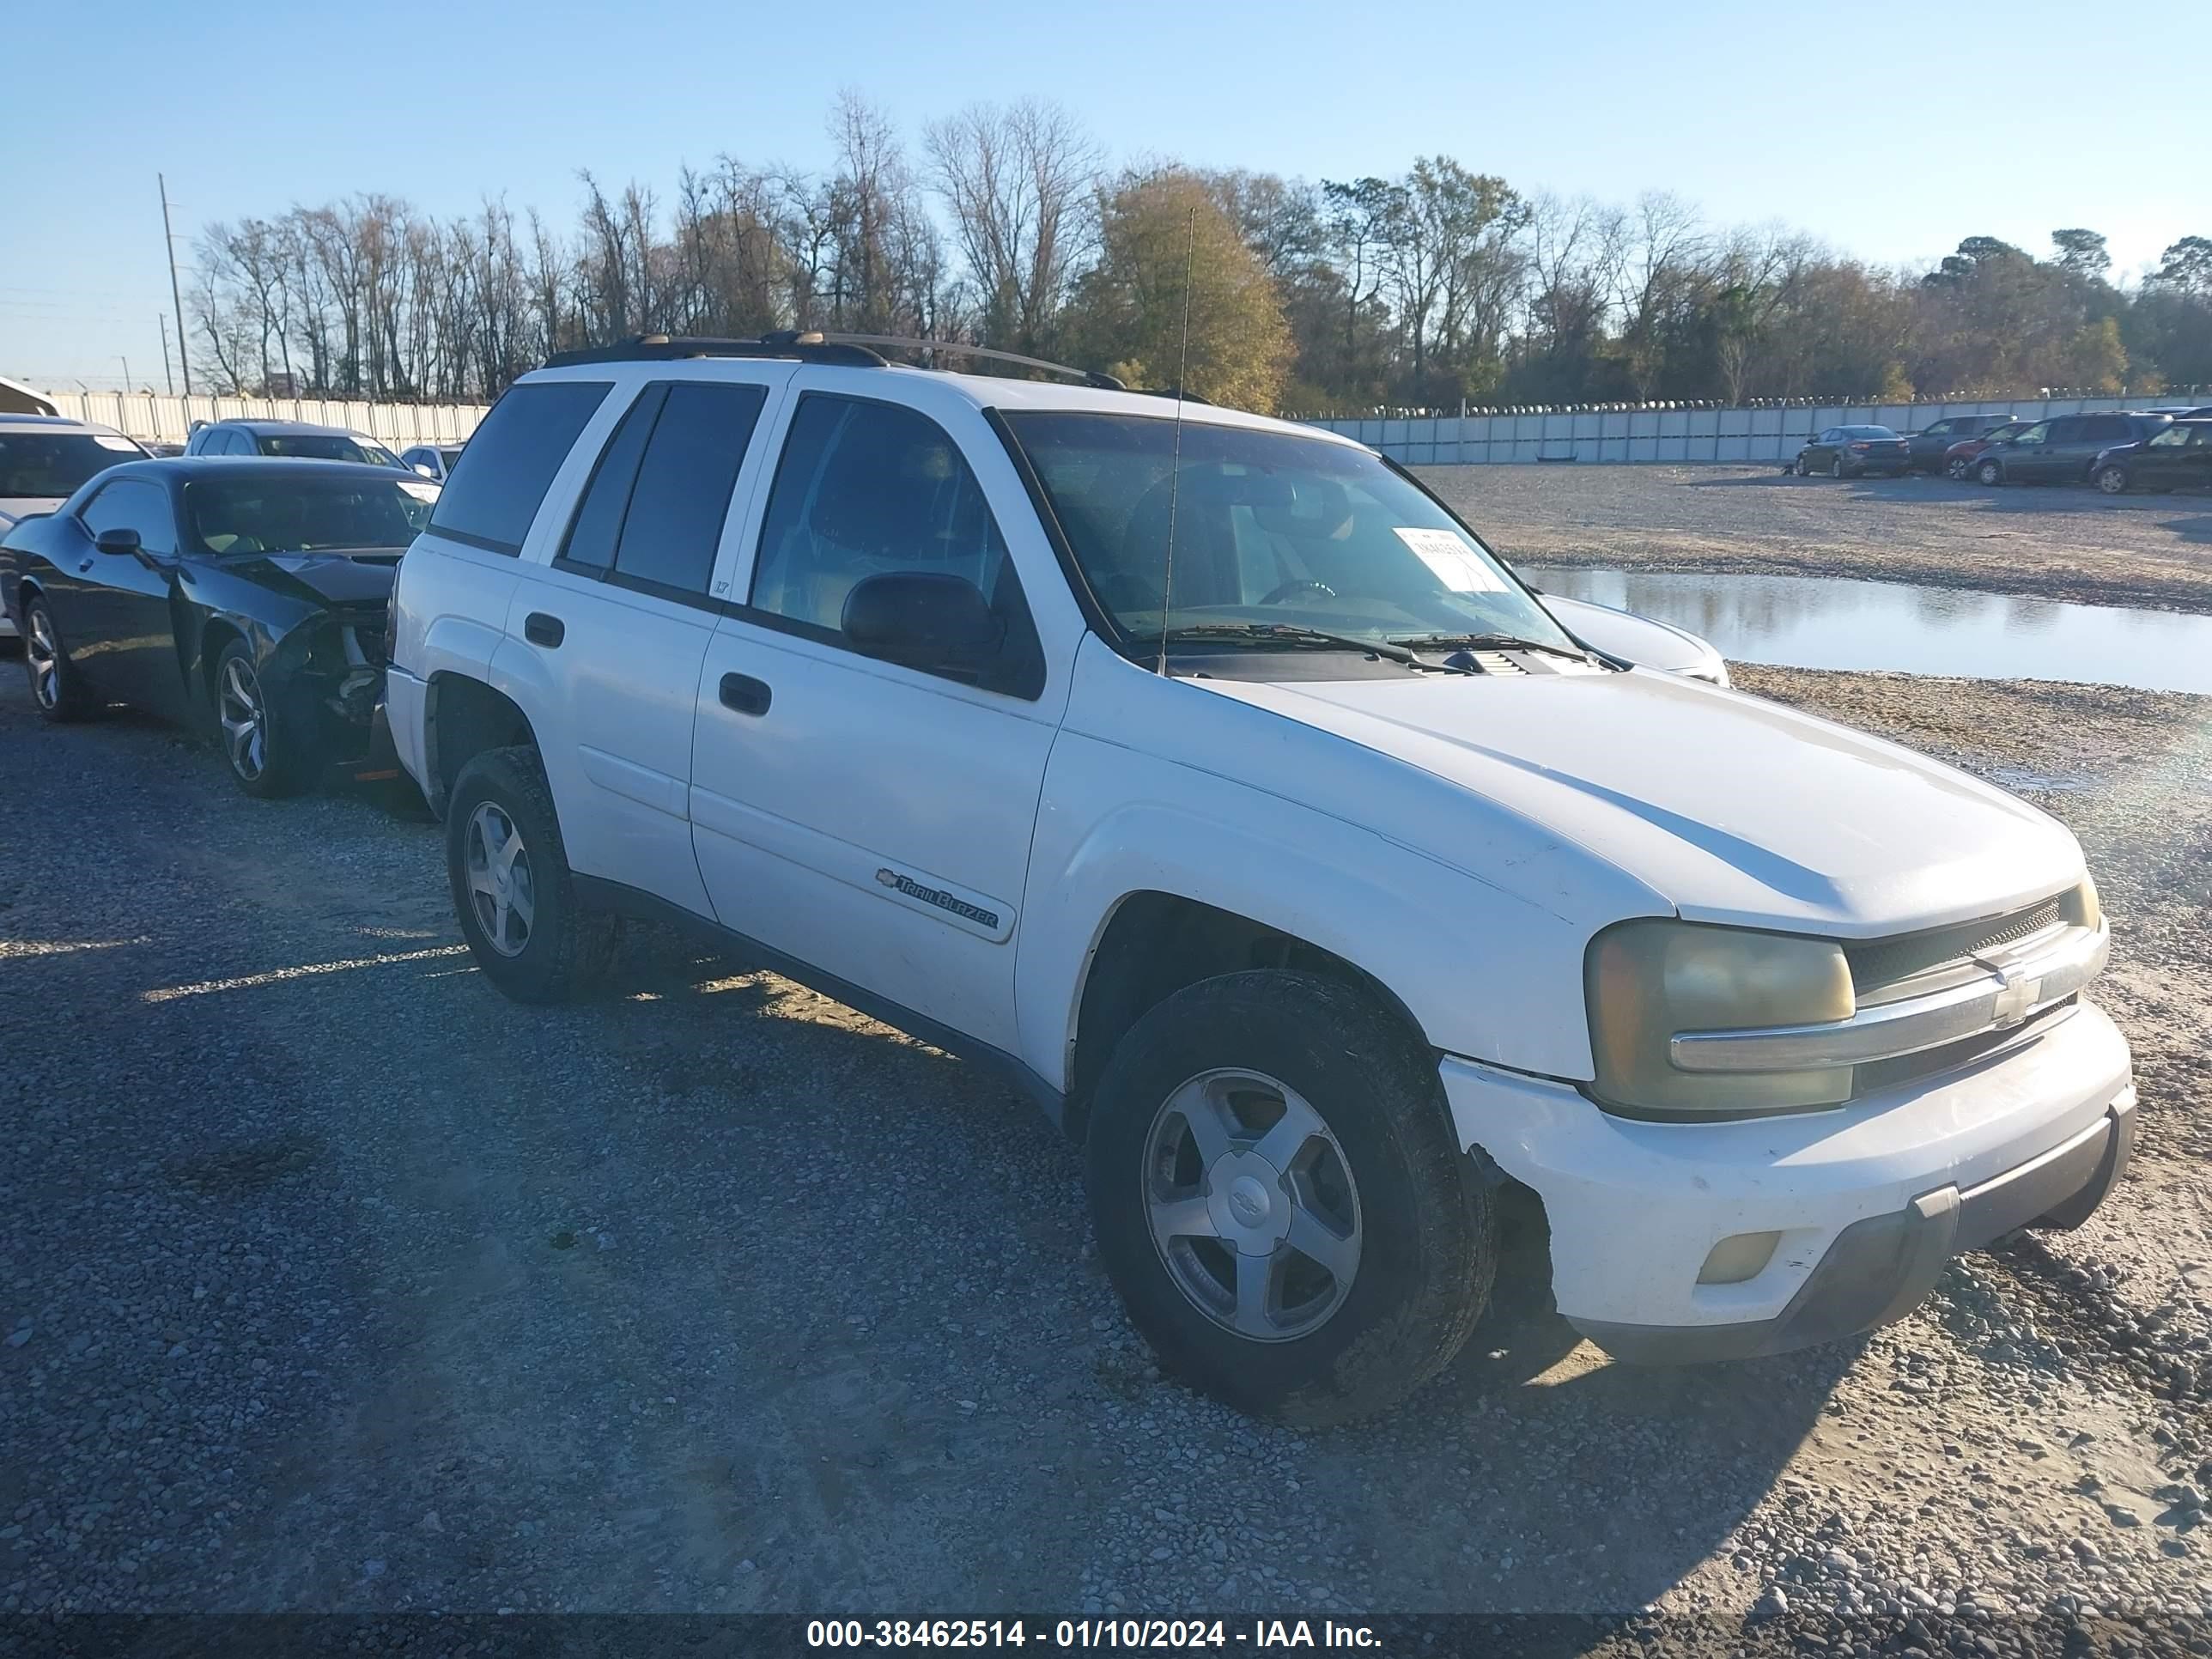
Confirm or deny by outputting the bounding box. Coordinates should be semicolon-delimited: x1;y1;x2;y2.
1946;456;1970;480
212;638;307;798
2096;465;2129;495
445;744;619;1004
21;593;94;722
1830;456;1845;479
1085;970;1496;1426
1977;459;2004;486
1792;456;1808;477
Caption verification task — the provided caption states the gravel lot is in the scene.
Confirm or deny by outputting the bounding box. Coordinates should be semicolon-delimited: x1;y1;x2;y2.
2;650;2209;1647
1420;465;2212;616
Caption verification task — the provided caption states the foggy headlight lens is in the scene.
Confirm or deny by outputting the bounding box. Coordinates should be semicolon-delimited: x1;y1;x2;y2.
2062;875;2100;932
1586;919;1855;1115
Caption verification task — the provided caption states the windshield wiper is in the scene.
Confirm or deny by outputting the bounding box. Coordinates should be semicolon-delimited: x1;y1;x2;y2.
1137;623;1474;672
1387;631;1595;664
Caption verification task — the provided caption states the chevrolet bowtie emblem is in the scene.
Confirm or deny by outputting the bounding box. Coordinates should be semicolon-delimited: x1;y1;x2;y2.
1990;964;2041;1029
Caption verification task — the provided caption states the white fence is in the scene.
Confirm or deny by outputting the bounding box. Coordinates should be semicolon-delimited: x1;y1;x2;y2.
37;390;490;450
1303;395;2205;466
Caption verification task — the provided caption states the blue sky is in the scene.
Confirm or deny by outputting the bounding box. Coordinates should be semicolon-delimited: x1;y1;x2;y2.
8;0;2205;390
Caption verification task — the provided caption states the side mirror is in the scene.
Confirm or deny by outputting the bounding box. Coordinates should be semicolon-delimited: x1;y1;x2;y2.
842;570;1003;678
413;462;439;479
94;526;142;556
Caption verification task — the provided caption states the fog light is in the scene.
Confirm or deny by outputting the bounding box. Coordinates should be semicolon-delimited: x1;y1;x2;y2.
1698;1231;1782;1285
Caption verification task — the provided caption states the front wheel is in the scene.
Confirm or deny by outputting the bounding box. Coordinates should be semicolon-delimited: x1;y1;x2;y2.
445;744;619;1003
1977;459;2004;486
213;639;307;797
1946;456;1971;480
1792;456;1809;477
1830;456;1845;479
2096;465;2129;495
1085;971;1496;1425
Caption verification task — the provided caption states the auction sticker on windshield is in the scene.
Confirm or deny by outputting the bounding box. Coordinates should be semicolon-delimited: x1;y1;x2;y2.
1394;526;1505;592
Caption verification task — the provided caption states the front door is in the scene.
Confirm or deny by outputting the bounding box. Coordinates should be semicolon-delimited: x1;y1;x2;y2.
502;373;782;920
689;388;1063;1053
69;476;188;716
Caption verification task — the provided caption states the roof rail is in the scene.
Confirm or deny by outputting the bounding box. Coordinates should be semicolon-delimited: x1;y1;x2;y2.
817;334;1126;392
542;332;890;370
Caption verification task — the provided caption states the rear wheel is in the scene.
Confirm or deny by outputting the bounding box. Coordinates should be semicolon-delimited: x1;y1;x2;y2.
445;744;619;1003
2096;465;2129;495
1977;459;2004;486
1085;971;1496;1425
22;595;93;722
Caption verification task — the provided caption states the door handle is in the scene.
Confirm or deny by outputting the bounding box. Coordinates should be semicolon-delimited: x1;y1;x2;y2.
78;559;94;573
719;672;771;716
523;611;564;648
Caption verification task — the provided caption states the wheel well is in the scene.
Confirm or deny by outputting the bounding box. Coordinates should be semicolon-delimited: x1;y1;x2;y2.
1066;892;1428;1141
198;619;245;702
425;673;537;811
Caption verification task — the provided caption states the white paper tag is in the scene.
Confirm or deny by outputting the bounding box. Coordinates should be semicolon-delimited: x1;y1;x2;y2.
1395;526;1505;592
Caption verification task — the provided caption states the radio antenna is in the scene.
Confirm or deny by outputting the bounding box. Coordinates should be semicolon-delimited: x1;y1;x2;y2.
1155;205;1198;678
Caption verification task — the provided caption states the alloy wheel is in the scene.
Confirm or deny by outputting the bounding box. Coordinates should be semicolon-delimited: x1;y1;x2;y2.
26;606;61;710
1141;1067;1363;1342
464;801;536;958
1831;457;1844;478
1978;461;2002;486
2098;467;2127;495
218;657;269;781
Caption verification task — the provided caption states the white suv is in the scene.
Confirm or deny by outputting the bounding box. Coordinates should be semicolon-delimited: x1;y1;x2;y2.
384;335;2132;1424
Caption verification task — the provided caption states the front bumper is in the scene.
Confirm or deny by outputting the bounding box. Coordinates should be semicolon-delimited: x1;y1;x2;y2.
1438;999;2134;1363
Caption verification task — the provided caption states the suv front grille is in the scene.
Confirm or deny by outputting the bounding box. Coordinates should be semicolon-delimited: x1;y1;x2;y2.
1845;897;2063;1004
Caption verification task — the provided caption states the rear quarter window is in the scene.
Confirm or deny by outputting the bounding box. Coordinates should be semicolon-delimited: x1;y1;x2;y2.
428;380;611;555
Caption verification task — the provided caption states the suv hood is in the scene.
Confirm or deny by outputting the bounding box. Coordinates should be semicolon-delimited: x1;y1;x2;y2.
1200;668;2081;936
0;496;64;533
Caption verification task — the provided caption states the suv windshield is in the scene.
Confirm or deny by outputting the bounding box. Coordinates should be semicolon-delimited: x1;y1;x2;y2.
182;475;439;555
257;432;402;467
1002;412;1573;653
0;432;145;497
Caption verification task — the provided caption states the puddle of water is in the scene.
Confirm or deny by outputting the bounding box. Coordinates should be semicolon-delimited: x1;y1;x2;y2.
1522;567;2212;696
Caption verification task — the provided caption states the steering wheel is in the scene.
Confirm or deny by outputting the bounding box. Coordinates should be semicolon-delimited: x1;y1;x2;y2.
1259;579;1337;606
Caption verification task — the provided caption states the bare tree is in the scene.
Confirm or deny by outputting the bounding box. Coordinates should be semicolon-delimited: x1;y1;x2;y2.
926;100;1098;351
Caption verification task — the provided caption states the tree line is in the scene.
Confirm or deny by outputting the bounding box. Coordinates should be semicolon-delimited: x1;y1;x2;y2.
187;92;2212;414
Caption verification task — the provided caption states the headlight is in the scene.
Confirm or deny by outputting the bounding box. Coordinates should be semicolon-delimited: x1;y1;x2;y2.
2063;875;2100;931
1586;919;1855;1115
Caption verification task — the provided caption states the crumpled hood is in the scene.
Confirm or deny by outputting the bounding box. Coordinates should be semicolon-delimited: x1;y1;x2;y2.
1198;667;2082;936
0;496;65;533
224;550;400;611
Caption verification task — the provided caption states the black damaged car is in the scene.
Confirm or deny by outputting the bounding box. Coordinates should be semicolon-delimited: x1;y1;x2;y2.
0;458;433;796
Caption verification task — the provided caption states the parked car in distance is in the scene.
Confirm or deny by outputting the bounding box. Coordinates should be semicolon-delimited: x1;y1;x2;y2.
2092;419;2212;495
1942;420;2030;479
1905;413;2017;473
0;415;152;637
2147;405;2212;420
1792;425;1910;477
382;333;2130;1425
399;442;467;482
1970;411;2172;486
185;419;405;469
0;458;436;794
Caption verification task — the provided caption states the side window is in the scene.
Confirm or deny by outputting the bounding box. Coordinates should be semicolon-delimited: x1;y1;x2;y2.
81;479;178;556
2016;422;2049;444
605;381;766;599
556;385;666;574
428;379;611;555
750;394;1040;694
2048;418;2084;444
1923;420;1953;437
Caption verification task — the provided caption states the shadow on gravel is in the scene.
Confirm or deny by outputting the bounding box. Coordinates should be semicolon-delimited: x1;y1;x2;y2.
2160;514;2212;545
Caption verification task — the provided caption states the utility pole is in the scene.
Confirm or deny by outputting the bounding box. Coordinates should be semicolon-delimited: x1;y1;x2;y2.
119;356;132;391
158;315;175;394
159;173;191;396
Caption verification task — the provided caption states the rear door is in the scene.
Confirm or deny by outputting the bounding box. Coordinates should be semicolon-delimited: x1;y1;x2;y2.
689;384;1065;1052
2005;420;2055;478
505;370;785;920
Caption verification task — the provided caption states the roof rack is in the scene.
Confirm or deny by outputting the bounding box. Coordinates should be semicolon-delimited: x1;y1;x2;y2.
542;332;890;370
816;333;1125;391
